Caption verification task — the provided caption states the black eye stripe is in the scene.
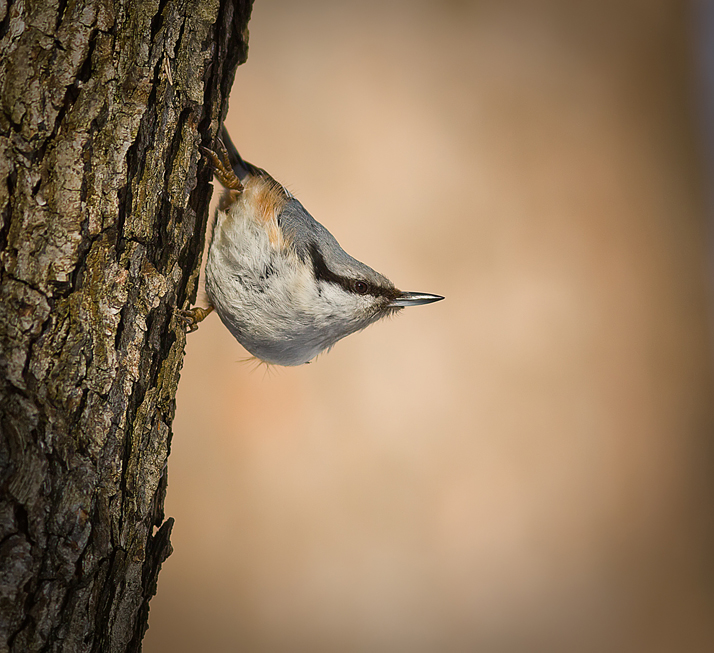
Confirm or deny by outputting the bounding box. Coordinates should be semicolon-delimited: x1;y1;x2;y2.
308;244;397;300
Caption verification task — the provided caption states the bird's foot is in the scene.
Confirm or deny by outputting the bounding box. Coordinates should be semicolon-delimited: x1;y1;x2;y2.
176;305;214;333
201;139;243;191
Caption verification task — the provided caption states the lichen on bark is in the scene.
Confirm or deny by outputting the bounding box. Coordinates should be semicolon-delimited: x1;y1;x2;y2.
0;0;253;650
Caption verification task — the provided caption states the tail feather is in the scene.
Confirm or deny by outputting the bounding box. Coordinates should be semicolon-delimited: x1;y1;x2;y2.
219;125;262;180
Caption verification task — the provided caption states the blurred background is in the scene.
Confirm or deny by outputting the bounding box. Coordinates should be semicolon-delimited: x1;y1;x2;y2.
146;1;714;651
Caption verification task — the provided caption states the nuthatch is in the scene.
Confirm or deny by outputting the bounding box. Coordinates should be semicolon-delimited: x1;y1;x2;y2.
179;126;443;366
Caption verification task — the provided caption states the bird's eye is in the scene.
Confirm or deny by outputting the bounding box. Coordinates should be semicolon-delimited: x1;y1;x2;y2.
354;280;369;295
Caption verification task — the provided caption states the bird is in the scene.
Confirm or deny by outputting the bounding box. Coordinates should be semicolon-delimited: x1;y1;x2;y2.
179;125;443;366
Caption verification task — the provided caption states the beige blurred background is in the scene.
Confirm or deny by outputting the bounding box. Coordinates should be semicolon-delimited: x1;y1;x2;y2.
145;1;714;651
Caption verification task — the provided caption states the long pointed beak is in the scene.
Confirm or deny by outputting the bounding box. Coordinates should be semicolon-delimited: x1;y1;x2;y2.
390;291;445;307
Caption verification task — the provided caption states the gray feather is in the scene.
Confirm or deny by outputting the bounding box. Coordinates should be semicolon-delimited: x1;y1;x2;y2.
279;198;393;288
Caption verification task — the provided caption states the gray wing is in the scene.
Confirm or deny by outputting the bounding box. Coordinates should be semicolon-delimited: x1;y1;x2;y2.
278;198;394;288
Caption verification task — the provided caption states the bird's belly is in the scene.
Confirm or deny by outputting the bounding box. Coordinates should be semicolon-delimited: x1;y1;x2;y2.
204;207;327;365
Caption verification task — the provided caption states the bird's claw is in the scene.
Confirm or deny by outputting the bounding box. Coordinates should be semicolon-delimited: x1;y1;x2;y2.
176;305;214;333
202;139;243;191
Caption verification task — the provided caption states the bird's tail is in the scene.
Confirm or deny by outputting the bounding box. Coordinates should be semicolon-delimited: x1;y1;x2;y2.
219;125;262;180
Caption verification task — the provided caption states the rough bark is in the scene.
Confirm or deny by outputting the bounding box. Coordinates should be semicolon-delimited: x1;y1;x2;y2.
0;0;253;650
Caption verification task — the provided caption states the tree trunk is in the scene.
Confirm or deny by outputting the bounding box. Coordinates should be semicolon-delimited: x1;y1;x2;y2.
0;0;253;650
